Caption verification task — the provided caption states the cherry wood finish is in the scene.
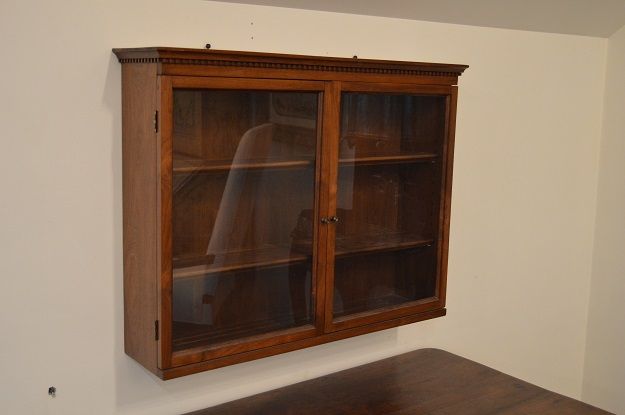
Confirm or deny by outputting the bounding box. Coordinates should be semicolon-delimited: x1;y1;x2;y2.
114;47;467;379
121;63;159;372
186;349;613;415
112;47;467;85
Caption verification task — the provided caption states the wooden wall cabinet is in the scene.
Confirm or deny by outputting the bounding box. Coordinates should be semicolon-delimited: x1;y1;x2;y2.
113;47;467;379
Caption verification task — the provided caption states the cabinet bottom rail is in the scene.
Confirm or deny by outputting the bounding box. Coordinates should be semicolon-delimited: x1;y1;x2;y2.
158;307;446;379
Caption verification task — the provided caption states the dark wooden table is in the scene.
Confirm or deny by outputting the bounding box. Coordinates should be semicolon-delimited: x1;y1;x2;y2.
187;348;612;414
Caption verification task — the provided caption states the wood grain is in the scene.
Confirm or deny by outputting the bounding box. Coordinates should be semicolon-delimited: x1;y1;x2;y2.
438;87;458;303
121;63;159;372
185;349;613;415
321;81;341;333
158;75;174;368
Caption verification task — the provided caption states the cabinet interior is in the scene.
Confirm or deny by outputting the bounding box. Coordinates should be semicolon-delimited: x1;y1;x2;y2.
169;89;447;349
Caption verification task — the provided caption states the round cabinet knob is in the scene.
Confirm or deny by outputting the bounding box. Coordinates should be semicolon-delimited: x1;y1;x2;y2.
330;216;340;223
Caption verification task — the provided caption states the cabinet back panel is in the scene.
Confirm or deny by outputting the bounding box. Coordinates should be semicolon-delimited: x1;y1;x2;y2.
340;93;447;157
333;247;437;317
172;168;315;261
336;164;441;242
173;90;318;163
398;164;442;241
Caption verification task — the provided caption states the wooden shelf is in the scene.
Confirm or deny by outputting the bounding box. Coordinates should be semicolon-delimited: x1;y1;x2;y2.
173;245;310;279
172;316;311;351
173;153;434;174
173;233;432;280
173;157;314;174
339;152;437;167
336;232;434;258
335;293;412;318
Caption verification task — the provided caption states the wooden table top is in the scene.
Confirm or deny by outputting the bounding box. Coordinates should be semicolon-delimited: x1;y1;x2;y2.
186;348;612;415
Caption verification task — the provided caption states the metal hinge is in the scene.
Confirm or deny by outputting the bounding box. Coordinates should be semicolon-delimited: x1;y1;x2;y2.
153;110;159;133
154;320;159;341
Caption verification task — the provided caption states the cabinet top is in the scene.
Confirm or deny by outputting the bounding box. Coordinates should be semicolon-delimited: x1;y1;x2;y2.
112;47;468;82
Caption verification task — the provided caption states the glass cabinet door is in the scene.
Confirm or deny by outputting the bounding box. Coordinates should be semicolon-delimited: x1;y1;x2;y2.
169;84;321;353
330;88;449;326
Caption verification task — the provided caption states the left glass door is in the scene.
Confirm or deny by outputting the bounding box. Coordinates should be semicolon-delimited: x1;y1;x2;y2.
167;79;322;355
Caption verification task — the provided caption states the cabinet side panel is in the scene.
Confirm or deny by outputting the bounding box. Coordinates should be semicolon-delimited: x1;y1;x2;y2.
122;63;159;374
438;87;458;305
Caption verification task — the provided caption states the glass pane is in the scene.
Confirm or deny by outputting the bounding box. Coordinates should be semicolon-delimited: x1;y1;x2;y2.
333;92;445;319
334;248;436;317
340;93;446;158
171;89;319;351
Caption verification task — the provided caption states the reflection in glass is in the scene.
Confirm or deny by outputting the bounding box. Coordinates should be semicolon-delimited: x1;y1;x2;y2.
171;89;319;351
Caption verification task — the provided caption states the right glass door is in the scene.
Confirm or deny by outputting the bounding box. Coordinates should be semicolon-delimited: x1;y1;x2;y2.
330;85;452;328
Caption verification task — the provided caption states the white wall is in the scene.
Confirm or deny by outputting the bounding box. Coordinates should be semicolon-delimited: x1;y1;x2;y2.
582;23;625;415
0;1;607;414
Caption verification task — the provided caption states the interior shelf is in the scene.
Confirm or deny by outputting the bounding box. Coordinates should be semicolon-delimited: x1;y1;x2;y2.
173;152;435;174
336;232;434;258
334;293;413;318
173;232;433;279
338;152;438;167
173;245;309;279
173;156;314;174
172;317;312;351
